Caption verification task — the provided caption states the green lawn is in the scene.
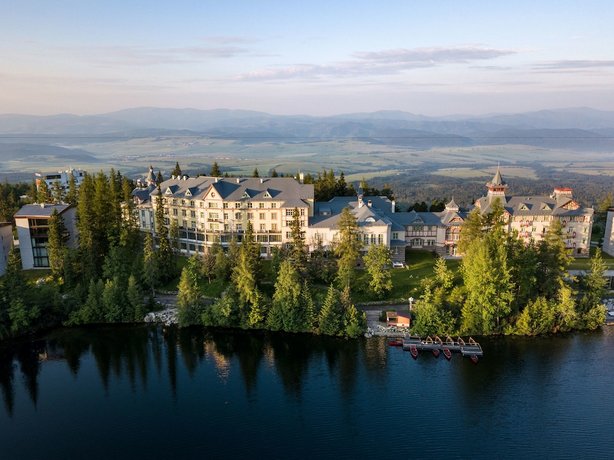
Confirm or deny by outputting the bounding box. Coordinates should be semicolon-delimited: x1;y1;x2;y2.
568;248;614;270
353;250;459;303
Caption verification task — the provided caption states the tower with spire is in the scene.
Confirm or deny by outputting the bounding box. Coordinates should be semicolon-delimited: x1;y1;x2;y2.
486;165;508;201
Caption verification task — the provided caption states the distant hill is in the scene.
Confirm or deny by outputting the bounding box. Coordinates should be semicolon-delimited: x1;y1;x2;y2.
1;106;614;151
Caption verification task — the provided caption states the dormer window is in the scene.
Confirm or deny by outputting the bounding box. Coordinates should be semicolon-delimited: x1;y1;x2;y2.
185;189;192;197
242;191;251;199
165;187;173;195
211;192;216;198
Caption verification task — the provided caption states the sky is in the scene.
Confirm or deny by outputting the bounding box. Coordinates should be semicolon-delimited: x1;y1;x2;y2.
2;0;614;116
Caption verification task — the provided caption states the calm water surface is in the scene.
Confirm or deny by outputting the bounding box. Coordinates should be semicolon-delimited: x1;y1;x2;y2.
1;326;613;459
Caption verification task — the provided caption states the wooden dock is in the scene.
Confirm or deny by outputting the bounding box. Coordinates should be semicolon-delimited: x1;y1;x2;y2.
401;335;483;360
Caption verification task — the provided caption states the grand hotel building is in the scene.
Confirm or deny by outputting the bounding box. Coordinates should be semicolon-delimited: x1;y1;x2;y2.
133;167;594;259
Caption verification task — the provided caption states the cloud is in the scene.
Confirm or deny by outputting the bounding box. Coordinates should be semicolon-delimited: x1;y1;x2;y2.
534;60;614;71
235;46;516;81
353;46;514;63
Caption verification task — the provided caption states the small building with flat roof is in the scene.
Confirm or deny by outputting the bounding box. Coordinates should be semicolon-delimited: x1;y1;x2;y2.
14;204;77;270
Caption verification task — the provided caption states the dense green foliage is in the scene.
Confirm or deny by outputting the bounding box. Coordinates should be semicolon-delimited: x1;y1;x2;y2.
414;204;607;336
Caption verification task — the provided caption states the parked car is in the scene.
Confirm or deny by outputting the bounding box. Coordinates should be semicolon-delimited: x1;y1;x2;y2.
392;261;405;268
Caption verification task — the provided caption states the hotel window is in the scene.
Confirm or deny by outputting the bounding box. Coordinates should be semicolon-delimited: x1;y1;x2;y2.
190;200;195;207
271;212;277;220
259;213;265;220
181;200;185;206
271;223;278;231
172;199;177;205
224;213;228;220
378;234;383;244
271;203;277;208
248;203;253;209
181;209;186;217
286;209;294;217
235;202;241;208
247;212;254;219
300;209;305;216
259;203;265;209
191;221;196;228
173;209;178;216
392;232;399;240
223;203;228;209
235;212;242;219
210;212;219;219
199;202;204;208
208;202;217;208
260;224;266;231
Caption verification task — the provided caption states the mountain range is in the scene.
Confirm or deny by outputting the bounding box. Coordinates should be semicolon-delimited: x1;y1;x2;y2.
1;107;614;151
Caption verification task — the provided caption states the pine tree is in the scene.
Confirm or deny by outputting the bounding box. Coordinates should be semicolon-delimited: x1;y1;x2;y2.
270;168;278;177
252;168;259;178
458;208;484;254
301;281;317;332
270;259;303;332
156;171;164;185
363;244;393;298
127;275;145;321
47;209;68;280
154;191;175;282
340;285;365;338
335;207;362;289
318;285;341;336
37;180;51;203
172;162;182;177
142;232;158;296
288;207;308;276
65;172;78;205
177;255;203;326
577;248;607;329
51;180;63;204
210;162;222;177
102;278;124;322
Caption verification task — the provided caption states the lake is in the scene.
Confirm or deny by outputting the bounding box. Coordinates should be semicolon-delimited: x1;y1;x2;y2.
1;326;613;459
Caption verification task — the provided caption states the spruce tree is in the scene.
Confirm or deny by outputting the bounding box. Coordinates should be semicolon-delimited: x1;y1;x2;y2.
270;259;303;332
363;244;393;298
252;168;259;178
47;209;68;281
210;162;222;177
335;207;362;289
177;255;203;326
318;285;341;336
127;275;145;321
288;207;308;276
66;172;78;205
172;162;182;177
142;232;158;296
37;180;51;203
340;285;365;338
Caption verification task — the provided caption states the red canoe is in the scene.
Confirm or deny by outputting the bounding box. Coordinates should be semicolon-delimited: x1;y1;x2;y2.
443;348;452;360
432;349;440;358
409;344;419;360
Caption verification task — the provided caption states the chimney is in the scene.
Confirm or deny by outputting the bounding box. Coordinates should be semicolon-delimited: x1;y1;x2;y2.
358;194;364;208
236;178;240;184
367;200;372;208
299;172;304;184
553;187;573;200
260;178;264;184
391;200;396;213
215;177;219;183
171;175;175;180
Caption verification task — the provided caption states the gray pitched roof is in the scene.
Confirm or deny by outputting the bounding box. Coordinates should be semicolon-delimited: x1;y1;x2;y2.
476;194;593;217
151;176;313;203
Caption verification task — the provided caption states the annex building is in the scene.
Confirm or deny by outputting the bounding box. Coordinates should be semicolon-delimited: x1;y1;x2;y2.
14;204;77;270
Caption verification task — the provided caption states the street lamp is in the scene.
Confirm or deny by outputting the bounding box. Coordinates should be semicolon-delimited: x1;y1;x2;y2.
408;297;414;310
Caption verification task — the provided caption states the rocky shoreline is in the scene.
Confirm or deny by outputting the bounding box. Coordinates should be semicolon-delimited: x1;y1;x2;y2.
144;308;178;326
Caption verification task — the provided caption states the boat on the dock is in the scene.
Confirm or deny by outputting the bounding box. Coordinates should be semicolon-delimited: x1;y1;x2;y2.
470;355;479;364
443;348;452;360
432;348;440;358
409;344;419;359
388;339;403;347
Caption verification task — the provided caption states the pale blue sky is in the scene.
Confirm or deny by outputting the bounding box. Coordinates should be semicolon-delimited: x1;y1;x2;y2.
2;0;614;115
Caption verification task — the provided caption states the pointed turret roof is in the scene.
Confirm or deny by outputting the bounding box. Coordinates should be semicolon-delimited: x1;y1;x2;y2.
445;198;459;211
490;165;506;187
